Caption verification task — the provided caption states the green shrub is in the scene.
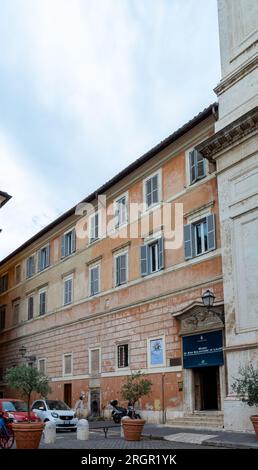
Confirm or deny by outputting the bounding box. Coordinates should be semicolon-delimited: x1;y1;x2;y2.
232;364;258;407
5;364;51;420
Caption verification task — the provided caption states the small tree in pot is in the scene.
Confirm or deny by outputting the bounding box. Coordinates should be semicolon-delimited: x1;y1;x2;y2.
5;364;51;448
120;371;152;441
232;364;258;439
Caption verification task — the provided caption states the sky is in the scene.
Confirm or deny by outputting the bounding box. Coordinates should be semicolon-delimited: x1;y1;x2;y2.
0;0;221;260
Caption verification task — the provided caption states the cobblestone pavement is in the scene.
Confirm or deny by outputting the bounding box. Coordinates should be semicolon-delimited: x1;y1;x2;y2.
38;431;216;449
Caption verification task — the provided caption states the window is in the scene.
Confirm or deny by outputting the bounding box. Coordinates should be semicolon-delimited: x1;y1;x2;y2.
0;306;6;331
61;229;76;258
63;354;72;375
38;359;46;375
184;214;216;260
89;265;100;296
144;171;160;208
117;344;129;369
12;302;20;326
140;237;164;276
63;276;73;305
28;295;34;320
15;265;21;285
115;252;128;286
39;290;47;315
115;194;128;227
0;273;8;293
189;149;206;184
89;348;100;376
148;337;165;367
26;255;35;279
89;212;99;243
38;245;50;272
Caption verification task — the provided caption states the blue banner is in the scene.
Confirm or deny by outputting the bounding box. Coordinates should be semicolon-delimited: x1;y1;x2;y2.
183;330;224;368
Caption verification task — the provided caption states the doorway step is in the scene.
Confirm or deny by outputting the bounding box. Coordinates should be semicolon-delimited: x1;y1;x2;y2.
166;411;224;430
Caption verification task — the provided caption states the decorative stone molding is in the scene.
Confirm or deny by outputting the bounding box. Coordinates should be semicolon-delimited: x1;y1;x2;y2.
214;56;258;96
173;302;224;335
196;107;258;160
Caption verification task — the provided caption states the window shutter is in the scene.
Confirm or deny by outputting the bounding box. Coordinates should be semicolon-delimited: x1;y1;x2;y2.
37;251;41;272
207;214;216;251
140;245;148;276
184;224;194;260
189;150;196;184
26;258;30;278
197;151;205;178
95;213;99;239
71;229;76;253
116;256;120;286
46;245;50;267
94;267;99;293
120;254;127;284
31;256;35;276
61;235;65;258
158;237;164;270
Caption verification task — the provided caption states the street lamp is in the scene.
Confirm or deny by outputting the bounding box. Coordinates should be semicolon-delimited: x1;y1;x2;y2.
201;289;225;324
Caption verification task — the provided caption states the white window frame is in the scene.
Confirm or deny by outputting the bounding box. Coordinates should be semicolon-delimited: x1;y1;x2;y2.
89;211;101;244
147;335;166;368
63;274;73;306
88;263;101;297
114;249;128;287
38;358;47;375
143;169;162;211
63;353;73;376
89;347;101;375
14;264;21;285
114;191;128;228
38;288;47;316
116;343;130;370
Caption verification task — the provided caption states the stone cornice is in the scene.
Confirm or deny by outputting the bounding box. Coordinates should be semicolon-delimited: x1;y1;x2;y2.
196;107;258;160
214;55;258;96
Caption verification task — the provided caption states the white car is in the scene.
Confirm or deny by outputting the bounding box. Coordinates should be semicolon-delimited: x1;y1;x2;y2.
31;399;78;431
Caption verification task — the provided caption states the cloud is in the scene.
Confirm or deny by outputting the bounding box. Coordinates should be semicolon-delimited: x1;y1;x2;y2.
0;131;60;258
0;0;221;259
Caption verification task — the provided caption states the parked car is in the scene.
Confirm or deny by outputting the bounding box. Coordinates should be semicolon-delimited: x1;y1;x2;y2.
31;399;78;431
0;399;41;423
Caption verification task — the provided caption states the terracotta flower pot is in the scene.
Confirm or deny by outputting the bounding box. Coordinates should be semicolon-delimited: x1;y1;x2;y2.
12;422;45;449
250;416;258;440
122;418;145;441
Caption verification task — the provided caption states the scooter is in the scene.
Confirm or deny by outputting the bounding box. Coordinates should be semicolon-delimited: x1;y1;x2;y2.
110;400;141;424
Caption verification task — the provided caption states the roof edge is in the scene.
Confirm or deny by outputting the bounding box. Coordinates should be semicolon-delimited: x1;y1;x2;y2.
0;102;218;267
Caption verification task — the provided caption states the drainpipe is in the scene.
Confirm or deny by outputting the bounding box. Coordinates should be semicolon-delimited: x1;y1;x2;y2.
162;373;166;424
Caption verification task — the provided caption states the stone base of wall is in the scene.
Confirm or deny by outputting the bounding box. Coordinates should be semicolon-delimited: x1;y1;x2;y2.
224;398;258;432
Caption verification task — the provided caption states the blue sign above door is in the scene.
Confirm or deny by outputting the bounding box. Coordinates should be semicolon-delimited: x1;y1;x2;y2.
183;330;224;369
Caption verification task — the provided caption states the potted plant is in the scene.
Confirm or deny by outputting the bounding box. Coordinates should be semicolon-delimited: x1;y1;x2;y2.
232;364;258;439
5;364;51;449
120;371;152;441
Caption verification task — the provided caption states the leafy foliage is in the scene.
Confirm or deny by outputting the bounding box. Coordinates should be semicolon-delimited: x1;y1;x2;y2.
5;365;51;419
232;364;258;407
121;371;152;406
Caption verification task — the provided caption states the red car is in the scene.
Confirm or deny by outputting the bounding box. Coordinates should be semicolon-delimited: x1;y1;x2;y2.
0;399;41;423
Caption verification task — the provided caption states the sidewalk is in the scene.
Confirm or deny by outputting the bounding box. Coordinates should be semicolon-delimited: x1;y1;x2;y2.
142;424;258;449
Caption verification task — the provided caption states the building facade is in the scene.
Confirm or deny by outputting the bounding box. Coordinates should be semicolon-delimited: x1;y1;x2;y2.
198;0;258;431
0;106;225;425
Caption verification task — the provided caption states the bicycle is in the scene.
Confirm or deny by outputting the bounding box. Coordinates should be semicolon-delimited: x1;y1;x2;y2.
0;415;15;449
